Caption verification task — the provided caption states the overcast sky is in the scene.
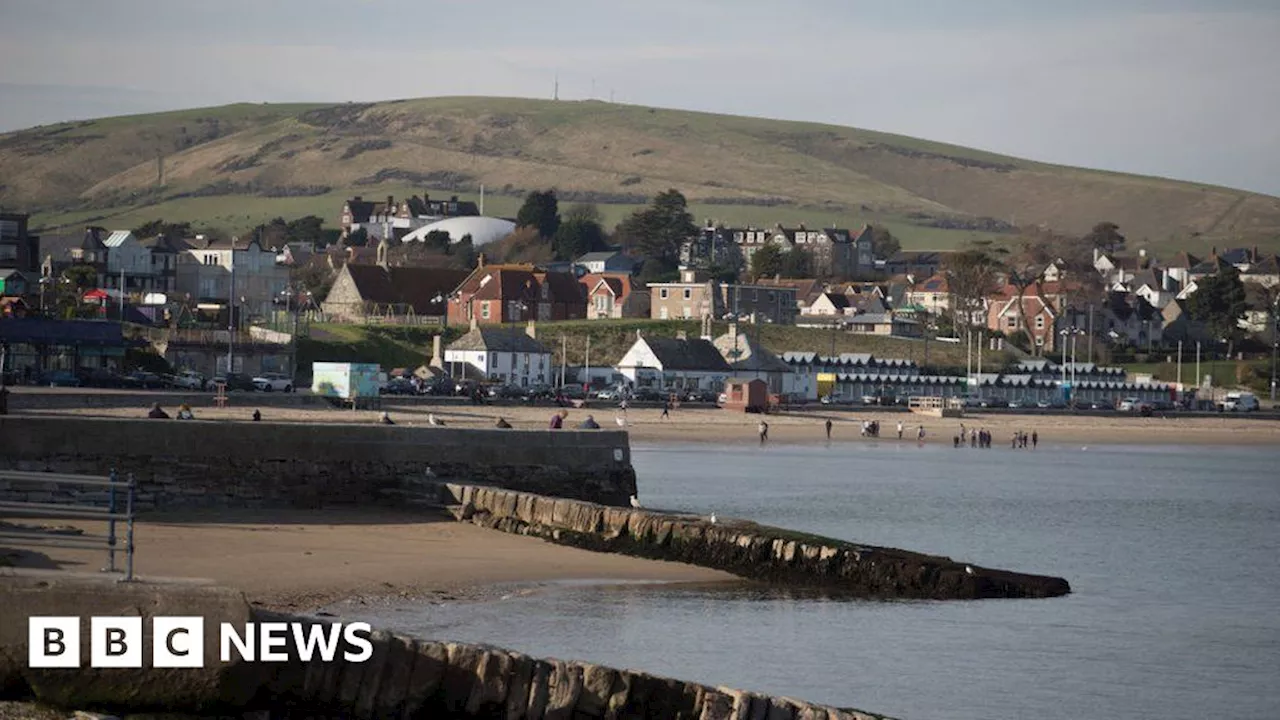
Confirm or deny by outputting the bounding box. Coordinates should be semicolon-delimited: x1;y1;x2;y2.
1;0;1277;195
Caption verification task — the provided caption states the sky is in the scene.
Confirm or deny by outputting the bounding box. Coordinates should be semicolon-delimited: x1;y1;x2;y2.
1;0;1278;195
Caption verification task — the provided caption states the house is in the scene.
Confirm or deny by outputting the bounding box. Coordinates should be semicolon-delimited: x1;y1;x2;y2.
754;277;824;311
881;251;951;279
1098;291;1164;349
1242;254;1280;287
321;250;470;322
847;310;921;337
0;212;39;278
139;234;188;295
680;223;743;271
277;242;316;267
175;236;289;322
575;251;637;275
615;331;733;391
711;324;800;395
101;231;163;296
803;292;853;317
649;268;720;321
724;223;874;279
0;269;30;298
581;273;649;319
444;322;553;387
342;193;481;239
905;273;952;316
987;285;1060;352
447;259;586;326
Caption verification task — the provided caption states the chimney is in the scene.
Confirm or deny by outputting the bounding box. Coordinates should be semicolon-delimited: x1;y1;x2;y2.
1253;245;1259;262
1211;246;1217;257
353;196;362;202
477;253;486;268
429;335;444;370
451;195;458;202
526;320;537;339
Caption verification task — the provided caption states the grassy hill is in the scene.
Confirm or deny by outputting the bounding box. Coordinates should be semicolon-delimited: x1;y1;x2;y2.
298;319;1011;376
4;96;1279;253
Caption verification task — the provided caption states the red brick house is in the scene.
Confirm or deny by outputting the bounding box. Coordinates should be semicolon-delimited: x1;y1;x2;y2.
447;261;586;326
986;284;1060;353
580;272;649;319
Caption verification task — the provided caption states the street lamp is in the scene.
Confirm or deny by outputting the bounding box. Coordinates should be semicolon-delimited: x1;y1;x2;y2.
1272;296;1279;402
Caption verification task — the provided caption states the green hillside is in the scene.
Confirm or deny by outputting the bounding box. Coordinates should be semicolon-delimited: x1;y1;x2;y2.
3;96;1278;253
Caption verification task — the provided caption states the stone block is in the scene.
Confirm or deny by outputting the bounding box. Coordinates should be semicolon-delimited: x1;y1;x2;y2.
401;641;448;718
440;643;484;714
352;629;394;718
466;648;514;716
541;659;583;720
576;663;618;717
503;651;537;720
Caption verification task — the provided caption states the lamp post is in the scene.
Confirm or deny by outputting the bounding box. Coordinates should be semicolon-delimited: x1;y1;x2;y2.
1271;296;1279;402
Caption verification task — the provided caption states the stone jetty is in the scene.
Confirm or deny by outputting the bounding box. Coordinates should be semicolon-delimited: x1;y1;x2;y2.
442;484;1072;600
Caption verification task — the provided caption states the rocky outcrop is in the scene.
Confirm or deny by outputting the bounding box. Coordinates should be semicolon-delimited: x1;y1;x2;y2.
443;484;1072;600
0;577;893;719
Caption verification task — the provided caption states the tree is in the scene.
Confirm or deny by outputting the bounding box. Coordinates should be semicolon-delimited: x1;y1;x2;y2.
1083;222;1125;255
285;215;326;245
1186;264;1248;357
614;189;697;276
516;189;561;239
132;219;193;240
942;245;1002;335
346;228;369;247
780;248;812;278
1004;237;1056;356
869;226;900;260
750;244;784;279
553;203;608;260
423;230;452;252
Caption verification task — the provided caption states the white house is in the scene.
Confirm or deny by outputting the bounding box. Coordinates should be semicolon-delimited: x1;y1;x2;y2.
175;236;289;321
575;251;637;275
102;231;155;294
710;324;802;396
444;322;553;387
615;331;732;391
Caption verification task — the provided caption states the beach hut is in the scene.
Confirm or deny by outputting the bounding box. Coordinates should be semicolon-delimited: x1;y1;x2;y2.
721;377;768;413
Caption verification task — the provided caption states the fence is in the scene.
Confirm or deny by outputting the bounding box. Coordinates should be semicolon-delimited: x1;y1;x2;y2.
0;469;136;581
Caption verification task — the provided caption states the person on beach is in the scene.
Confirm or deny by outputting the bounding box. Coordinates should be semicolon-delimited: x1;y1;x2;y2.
970;428;977;448
578;415;600;429
1032;430;1038;448
825;418;833;439
758;419;769;444
147;402;169;419
916;425;925;442
495;417;512;428
252;409;261;422
953;435;960;448
549;409;567;429
380;411;395;425
897;420;904;440
175;404;194;420
661;399;671;421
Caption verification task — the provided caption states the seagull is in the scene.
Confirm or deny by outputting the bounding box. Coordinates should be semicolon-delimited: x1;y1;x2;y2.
424;466;436;478
615;415;628;428
965;565;975;576
709;513;718;524
629;495;642;509
428;413;445;426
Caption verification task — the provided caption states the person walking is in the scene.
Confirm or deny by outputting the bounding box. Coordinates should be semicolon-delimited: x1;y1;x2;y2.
825;418;833;439
916;425;926;442
1031;430;1038;448
661;399;671;421
758;419;769;444
896;420;904;440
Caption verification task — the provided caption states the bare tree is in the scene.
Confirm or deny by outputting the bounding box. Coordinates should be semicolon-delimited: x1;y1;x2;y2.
1004;237;1057;356
943;244;1003;337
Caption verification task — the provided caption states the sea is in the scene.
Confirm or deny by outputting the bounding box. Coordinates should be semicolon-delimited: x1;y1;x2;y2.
351;440;1280;720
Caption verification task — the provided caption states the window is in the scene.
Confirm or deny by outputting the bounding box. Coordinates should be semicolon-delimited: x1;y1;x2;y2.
1005;316;1016;329
659;307;669;319
683;288;691;300
1035;316;1045;330
481;302;490;319
660;288;669;299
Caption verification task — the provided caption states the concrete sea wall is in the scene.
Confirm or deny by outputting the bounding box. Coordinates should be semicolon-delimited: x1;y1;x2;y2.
0;415;636;508
443;484;1072;600
0;577;892;719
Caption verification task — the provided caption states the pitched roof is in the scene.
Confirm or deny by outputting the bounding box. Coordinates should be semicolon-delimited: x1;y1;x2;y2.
642;337;733;372
141;235;191;253
912;273;950;293
581;272;637;299
447;327;550;353
37;233;83;263
576;251;632;264
712;331;792;373
102;230;134;247
342;264;471;313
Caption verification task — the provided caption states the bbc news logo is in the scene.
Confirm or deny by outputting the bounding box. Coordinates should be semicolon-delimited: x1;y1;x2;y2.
29;617;373;668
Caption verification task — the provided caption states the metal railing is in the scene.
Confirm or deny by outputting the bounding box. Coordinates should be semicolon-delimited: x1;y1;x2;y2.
0;468;136;581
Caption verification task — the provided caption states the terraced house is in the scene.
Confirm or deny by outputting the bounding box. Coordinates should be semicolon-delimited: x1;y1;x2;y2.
446;259;586;326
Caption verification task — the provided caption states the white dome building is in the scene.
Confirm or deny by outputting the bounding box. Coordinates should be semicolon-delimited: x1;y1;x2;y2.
401;216;516;247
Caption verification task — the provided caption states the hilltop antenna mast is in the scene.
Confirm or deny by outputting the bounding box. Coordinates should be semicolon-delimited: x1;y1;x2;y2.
553;73;559;101
156;149;164;186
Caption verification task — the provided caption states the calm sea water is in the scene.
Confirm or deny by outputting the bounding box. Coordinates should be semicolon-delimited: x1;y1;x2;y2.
351;441;1280;720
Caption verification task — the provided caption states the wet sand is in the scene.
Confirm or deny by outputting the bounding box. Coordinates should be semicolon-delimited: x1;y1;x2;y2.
1;509;735;612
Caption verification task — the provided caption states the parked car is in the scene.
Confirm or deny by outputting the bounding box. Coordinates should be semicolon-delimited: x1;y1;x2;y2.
557;385;586;400
127;371;167;389
251;373;295;392
522;384;556;402
1118;397;1141;412
380;376;416;395
39;369;82;387
1007;398;1031;409
213;373;257;392
683;389;717;403
170;370;208;391
77;368;128;388
487;383;523;399
594;388;618;401
1221;392;1260;412
632;387;661;402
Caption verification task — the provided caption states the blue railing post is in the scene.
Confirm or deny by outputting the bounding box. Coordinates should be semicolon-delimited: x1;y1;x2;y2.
105;468;118;573
124;473;135;582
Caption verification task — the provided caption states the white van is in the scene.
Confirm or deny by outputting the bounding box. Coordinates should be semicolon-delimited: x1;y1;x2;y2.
1221;392;1260;412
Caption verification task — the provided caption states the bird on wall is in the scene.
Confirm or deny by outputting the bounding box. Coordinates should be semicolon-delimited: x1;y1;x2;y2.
615;415;628;428
710;513;718;524
629;495;642;509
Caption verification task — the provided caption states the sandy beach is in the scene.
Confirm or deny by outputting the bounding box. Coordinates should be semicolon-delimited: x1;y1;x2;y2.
16;400;1280;446
2;509;735;611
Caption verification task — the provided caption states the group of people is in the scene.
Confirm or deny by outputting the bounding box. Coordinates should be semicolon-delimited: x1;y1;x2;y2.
1010;429;1038;449
949;423;1038;449
147;402;260;421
